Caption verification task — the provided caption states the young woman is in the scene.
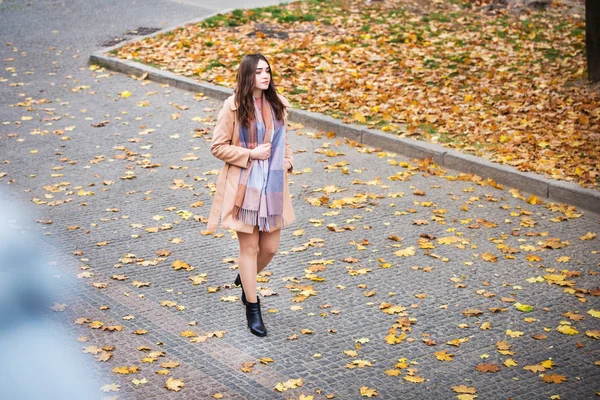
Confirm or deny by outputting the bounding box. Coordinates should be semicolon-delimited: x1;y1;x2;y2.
207;54;295;337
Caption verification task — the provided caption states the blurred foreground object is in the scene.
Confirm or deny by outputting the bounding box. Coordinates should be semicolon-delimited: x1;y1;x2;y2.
0;190;100;399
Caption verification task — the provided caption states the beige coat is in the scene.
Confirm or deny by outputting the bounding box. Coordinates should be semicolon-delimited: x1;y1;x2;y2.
207;94;295;233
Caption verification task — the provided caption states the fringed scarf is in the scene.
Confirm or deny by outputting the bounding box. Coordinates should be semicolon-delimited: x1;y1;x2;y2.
233;97;285;232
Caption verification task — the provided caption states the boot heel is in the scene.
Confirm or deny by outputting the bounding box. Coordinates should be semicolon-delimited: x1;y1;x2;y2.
234;274;248;305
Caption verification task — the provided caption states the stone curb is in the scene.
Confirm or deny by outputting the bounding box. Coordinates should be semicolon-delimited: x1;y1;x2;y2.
89;36;600;216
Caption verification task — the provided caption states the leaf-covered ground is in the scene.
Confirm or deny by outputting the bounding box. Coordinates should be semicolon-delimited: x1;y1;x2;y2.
115;0;600;188
2;0;599;398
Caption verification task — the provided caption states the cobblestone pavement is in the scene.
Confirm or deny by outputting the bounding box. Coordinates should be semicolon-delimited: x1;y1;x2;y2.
1;1;599;399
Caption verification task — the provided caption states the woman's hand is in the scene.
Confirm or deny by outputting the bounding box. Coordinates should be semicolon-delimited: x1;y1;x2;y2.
250;143;271;160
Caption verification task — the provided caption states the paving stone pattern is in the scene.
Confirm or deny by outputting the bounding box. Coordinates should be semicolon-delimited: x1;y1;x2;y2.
1;1;599;399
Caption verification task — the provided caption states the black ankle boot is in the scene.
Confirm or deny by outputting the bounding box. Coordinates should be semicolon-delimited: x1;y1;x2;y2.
245;299;267;337
234;274;248;305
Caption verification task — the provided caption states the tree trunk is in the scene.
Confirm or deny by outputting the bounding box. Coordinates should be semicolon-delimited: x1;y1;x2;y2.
587;0;600;82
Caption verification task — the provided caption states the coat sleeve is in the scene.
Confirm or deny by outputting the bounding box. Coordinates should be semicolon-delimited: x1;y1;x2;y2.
284;137;293;173
210;102;251;169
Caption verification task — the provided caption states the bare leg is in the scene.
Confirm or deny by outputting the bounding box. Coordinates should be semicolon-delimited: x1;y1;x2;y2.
237;227;260;303
257;228;281;274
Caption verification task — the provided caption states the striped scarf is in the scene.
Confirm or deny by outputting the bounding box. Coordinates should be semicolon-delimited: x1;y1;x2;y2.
233;97;285;232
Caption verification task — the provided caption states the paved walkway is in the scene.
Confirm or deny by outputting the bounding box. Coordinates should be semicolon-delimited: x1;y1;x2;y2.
0;1;599;399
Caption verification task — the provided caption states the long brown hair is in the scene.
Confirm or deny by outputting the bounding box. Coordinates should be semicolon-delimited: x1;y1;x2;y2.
234;54;284;128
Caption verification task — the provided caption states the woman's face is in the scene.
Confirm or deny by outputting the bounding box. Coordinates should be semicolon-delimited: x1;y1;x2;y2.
254;59;271;93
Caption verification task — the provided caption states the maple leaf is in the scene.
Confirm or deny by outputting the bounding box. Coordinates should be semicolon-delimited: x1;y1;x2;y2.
585;330;600;339
562;311;585;321
96;351;112;362
462;309;483;317
190;335;208;343
353;111;366;123
274;378;303;392
452;385;477;394
359;386;378;397
88;321;103;329
93;282;108;289
413;219;429;225
525;254;542;262
161;360;180;368
100;383;120;392
523;364;546;373
541;374;567;384
456;395;478;400
588;309;600;318
579;232;596;240
514;303;534;312
207;330;227;338
172;260;194;271
505;329;524;338
556;324;579;335
434;350;454;361
259;288;278;297
475;363;501;373
165;378;184;391
384;330;406;345
404;375;425;383
346;359;373;369
387;368;403;376
393;246;415;257
503;358;518;367
102;325;123;332
480;253;497;262
241;361;256;373
446;337;470;347
82;345;103;355
496;340;511;351
113;366;139;374
480;322;491;330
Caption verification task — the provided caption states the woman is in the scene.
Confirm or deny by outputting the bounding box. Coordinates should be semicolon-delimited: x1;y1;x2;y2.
207;54;295;337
